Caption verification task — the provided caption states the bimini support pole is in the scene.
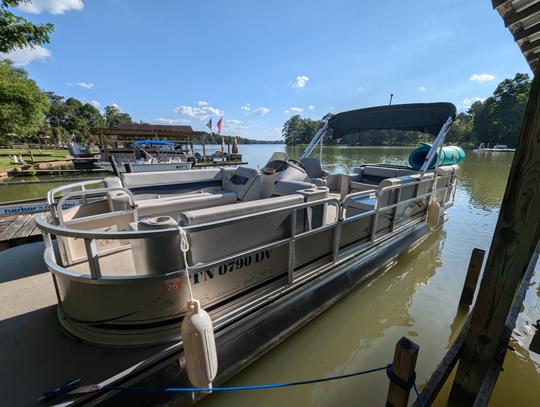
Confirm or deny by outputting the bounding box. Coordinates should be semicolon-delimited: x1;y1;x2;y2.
419;116;454;175
300;114;333;160
421;116;453;228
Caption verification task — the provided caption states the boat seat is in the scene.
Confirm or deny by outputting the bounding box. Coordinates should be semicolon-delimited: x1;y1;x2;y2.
136;191;237;220
178;194;304;264
221;166;262;201
300;157;329;186
350;166;419;193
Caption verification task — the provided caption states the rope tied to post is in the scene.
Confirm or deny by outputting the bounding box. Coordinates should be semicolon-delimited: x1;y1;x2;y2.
386;363;424;407
40;364;425;406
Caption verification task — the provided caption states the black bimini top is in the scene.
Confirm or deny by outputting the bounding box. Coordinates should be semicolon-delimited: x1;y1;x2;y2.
327;102;457;138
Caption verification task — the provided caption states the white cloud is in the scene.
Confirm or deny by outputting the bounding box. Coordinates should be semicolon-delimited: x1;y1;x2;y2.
18;0;84;15
89;100;101;109
240;104;269;115
174;103;223;119
463;97;486;109
291;75;310;88
308;105;315;110
155;117;191;125
284;107;303;115
197;100;209;106
76;81;94;89
418;86;426;92
470;73;495;83
223;119;249;133
0;45;51;66
252;107;270;115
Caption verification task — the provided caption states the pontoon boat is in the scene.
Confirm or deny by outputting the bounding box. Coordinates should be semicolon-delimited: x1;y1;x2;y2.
32;102;461;404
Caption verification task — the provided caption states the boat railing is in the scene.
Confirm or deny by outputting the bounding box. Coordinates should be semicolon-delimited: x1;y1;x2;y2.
47;178;108;222
36;171;456;284
35;197;342;285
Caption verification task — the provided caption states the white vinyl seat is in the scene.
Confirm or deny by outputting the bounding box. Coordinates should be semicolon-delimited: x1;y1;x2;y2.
178;195;305;264
300;157;328;186
136;191;237;220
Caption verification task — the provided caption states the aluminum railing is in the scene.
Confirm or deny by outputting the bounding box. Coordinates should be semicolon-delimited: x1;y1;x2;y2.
36;172;458;286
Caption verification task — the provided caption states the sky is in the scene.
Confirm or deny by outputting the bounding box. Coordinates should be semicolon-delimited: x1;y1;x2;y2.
0;0;532;140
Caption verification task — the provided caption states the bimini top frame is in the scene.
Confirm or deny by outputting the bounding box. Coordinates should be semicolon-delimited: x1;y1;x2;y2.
300;103;457;172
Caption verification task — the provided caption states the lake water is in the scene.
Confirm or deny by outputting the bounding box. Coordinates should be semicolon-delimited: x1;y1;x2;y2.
199;145;538;406
1;144;538;405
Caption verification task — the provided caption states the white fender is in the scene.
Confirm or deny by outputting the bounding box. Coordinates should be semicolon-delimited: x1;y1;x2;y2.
427;198;441;228
181;299;218;390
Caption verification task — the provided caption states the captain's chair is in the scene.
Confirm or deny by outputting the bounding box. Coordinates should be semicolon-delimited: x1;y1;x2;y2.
300;157;328;186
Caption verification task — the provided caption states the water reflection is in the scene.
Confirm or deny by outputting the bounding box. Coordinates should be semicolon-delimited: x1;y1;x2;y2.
203;230;446;407
458;152;513;211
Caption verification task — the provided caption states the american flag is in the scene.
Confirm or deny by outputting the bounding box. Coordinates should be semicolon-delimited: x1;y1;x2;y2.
206;118;212;132
216;117;223;134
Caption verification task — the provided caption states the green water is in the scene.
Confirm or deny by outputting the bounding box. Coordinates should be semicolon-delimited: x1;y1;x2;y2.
1;145;538;405
197;145;537;406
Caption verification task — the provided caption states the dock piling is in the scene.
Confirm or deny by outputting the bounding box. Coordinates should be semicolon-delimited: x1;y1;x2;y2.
459;248;485;306
385;336;419;407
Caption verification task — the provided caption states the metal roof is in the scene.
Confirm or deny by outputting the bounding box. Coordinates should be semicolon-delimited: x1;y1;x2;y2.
493;0;540;70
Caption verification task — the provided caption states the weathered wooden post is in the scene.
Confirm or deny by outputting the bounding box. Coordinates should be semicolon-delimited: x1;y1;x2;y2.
459;248;485;306
448;64;540;405
386;337;419;407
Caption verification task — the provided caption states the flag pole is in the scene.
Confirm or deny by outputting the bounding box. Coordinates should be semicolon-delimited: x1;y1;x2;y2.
202;133;206;157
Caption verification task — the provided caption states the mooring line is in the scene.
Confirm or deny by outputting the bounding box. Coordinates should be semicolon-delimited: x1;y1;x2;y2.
104;363;424;406
40;364;424;406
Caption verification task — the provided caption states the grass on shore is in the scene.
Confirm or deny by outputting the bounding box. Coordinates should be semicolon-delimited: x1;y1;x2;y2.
0;149;69;171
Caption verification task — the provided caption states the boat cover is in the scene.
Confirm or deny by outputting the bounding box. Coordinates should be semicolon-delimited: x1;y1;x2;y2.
132;140;175;146
327;103;456;138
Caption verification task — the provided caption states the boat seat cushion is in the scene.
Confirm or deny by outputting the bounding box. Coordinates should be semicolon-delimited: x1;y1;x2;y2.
222;166;262;201
136;191;237;220
179;195;304;264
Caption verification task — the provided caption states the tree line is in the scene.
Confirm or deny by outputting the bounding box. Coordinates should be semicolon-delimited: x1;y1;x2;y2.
282;73;531;148
0;60;133;145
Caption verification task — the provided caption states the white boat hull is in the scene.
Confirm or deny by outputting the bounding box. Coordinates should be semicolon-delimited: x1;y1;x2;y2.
97;161;193;173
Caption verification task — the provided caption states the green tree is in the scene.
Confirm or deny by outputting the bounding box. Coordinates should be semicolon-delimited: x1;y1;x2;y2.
0;0;54;53
0;60;49;142
472;73;531;147
104;105;133;128
282;115;322;145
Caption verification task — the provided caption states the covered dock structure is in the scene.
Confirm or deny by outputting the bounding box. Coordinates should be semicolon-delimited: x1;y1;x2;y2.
98;123;206;160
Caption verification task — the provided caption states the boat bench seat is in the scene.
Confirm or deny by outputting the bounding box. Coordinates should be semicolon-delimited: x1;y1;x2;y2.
346;173;435;216
350;166;419;193
136;191;238;220
178;194;305;264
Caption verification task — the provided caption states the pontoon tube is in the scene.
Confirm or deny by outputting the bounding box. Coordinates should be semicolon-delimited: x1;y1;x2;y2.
408;143;465;170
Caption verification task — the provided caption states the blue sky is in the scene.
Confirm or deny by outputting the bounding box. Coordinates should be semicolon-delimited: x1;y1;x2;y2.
1;0;531;140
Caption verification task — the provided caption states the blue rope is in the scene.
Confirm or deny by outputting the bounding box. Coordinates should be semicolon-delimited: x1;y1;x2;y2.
386;363;424;407
41;364;424;406
103;365;387;393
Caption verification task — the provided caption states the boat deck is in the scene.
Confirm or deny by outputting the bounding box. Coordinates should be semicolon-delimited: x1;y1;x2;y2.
0;242;169;406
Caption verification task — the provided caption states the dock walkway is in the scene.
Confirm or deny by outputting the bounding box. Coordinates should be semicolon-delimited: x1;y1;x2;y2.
0;213;47;250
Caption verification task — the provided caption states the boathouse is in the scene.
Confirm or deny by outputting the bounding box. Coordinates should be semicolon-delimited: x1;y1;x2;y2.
98;123;205;160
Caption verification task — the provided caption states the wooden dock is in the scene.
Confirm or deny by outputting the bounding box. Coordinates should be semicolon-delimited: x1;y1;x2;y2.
0;213;48;251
